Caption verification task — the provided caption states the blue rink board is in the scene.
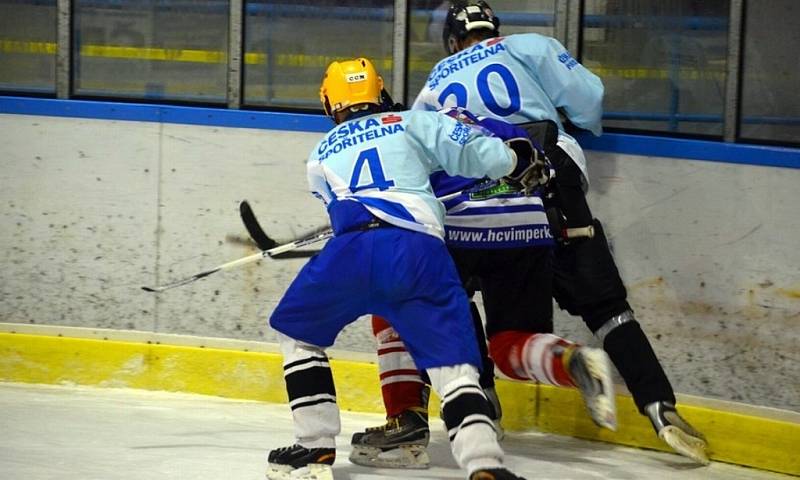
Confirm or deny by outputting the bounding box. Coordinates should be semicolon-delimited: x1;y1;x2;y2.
1;96;798;169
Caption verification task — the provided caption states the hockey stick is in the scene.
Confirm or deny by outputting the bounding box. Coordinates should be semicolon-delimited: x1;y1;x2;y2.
239;192;462;255
141;228;333;293
239;200;278;251
237;184;502;254
240;200;325;257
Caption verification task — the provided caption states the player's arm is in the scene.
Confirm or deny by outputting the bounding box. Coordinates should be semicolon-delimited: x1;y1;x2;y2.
408;110;546;193
406;110;514;180
306;154;334;206
522;36;604;136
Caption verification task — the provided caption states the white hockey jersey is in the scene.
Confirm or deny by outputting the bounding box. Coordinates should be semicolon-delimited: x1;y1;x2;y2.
306;109;516;240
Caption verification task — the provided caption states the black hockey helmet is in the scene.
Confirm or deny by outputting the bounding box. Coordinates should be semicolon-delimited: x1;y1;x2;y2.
442;0;501;55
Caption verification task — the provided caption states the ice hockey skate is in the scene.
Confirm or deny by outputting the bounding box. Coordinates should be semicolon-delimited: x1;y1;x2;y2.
349;408;431;469
645;401;709;465
266;444;335;480
565;346;617;430
470;467;528;480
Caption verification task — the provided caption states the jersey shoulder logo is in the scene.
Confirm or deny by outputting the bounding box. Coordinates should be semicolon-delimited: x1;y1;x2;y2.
557;52;579;70
381;114;403;125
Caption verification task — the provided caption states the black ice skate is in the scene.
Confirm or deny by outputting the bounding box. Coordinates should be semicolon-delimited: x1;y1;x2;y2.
565;346;618;431
469;467;528;480
349;408;431;469
645;401;709;465
266;444;335;480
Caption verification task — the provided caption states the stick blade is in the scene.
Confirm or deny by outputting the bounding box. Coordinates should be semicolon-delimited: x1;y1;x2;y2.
240;200;278;250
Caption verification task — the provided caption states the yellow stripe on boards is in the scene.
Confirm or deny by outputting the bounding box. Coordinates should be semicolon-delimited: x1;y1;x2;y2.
0;331;797;476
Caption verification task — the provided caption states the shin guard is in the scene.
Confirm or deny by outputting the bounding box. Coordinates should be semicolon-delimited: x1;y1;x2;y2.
601;318;675;412
426;364;503;472
278;333;339;448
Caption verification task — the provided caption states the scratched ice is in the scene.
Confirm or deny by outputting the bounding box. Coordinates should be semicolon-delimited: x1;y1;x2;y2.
0;383;791;480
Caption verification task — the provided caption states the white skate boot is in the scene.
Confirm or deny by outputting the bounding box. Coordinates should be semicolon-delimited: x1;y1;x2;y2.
565;346;617;430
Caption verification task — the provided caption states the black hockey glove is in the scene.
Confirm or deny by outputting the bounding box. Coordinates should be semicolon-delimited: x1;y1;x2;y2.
475;117;550;193
504;138;550;194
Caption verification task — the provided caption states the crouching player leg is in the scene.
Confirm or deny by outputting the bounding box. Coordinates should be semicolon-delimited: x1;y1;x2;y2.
548;144;708;463
267;227;525;480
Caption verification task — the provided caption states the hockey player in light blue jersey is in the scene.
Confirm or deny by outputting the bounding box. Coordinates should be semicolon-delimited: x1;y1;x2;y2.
408;0;708;465
266;58;537;480
413;2;602;181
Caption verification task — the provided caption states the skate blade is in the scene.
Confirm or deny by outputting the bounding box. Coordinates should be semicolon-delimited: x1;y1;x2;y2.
587;397;617;431
660;425;710;465
349;445;430;469
265;463;334;480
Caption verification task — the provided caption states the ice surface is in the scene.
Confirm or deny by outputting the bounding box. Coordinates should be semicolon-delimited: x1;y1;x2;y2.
0;383;791;480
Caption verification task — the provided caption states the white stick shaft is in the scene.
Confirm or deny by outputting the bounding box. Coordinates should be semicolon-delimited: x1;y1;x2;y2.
265;231;333;256
142;231;332;293
216;250;269;271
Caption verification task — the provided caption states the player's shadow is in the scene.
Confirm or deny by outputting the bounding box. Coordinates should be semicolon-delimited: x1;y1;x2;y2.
339;427;706;479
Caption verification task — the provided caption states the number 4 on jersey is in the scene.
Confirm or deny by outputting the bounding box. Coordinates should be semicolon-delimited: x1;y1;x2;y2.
349;147;395;193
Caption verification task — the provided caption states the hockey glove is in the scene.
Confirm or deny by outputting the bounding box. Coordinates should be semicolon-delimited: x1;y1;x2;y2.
439;111;551;193
504;138;550;194
474;117;550;193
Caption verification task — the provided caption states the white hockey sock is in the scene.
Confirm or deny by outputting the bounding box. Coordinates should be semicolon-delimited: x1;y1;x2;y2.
426;364;504;471
279;333;340;448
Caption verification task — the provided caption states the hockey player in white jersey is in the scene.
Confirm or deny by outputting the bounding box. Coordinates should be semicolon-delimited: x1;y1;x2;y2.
351;0;708;467
265;57;539;480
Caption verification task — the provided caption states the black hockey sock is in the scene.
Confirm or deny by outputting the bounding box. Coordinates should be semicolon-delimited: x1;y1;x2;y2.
602;321;676;413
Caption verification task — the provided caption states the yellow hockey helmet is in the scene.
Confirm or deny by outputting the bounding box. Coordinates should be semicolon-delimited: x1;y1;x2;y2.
319;58;384;117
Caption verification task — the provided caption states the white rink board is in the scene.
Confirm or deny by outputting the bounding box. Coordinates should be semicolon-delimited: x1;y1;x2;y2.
1;113;799;412
0;383;792;480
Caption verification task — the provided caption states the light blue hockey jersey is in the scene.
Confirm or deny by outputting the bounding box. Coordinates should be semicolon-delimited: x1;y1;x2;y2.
410;33;604;248
307;110;516;240
412;33;604;136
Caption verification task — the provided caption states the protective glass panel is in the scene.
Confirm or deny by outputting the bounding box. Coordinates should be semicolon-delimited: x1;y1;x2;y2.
243;0;395;110
407;0;557;106
0;0;57;94
582;0;729;136
739;1;800;146
73;0;228;103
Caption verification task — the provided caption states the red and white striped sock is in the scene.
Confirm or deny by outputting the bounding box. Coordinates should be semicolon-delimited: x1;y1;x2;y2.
372;315;427;417
488;330;577;387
